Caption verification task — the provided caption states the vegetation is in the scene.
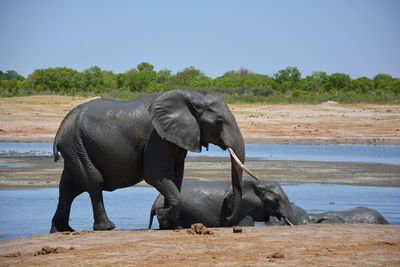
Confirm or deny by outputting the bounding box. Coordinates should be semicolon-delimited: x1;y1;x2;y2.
1;64;399;104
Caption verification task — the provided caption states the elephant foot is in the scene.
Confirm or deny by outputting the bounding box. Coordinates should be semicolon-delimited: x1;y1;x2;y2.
93;219;116;231
50;222;75;233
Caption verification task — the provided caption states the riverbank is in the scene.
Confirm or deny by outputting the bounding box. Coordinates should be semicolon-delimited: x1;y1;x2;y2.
1;224;399;266
1;157;399;188
1;95;399;144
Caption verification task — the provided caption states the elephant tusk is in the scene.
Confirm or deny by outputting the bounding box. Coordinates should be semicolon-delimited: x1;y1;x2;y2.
284;217;294;226
228;147;259;181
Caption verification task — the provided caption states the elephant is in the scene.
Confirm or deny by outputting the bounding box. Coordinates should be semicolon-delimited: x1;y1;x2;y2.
50;90;251;233
148;176;296;229
267;204;389;225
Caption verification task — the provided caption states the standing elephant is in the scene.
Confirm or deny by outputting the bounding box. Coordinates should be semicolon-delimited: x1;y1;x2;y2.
267;204;389;225
148;176;296;229
51;90;249;233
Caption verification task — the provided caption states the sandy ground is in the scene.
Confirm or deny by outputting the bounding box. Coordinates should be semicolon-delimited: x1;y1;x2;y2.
1;95;400;266
1;225;399;266
0;95;399;144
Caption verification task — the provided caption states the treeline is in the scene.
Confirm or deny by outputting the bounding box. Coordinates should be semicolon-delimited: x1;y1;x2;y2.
1;62;399;103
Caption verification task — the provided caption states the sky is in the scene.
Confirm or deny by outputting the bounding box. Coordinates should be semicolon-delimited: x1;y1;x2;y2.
1;0;399;78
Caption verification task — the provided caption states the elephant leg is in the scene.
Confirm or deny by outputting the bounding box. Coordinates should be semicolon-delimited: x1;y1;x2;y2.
50;167;82;233
88;187;116;231
146;178;182;229
70;146;115;231
83;164;115;231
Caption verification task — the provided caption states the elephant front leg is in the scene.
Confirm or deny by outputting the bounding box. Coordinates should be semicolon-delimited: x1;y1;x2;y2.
146;178;182;229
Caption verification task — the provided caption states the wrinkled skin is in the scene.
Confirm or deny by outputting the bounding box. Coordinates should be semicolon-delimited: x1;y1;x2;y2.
149;176;296;229
267;204;389;225
50;90;245;233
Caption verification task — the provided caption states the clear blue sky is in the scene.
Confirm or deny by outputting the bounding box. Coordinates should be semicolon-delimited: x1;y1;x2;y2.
1;0;399;78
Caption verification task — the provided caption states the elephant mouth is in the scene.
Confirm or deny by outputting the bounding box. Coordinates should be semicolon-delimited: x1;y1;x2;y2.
227;148;259;180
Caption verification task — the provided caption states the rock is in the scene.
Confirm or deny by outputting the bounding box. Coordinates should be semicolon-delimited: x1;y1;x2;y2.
271;252;285;258
233;226;242;233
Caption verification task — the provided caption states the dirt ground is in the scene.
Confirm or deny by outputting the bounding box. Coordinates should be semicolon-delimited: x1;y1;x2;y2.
1;95;399;266
1;225;399;266
0;95;399;144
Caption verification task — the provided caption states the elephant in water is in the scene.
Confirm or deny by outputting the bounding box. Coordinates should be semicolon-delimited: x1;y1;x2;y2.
149;176;296;229
267;204;389;225
51;90;251;233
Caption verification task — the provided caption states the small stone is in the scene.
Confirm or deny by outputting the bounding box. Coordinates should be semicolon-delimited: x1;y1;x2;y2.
271;252;285;258
233;226;242;233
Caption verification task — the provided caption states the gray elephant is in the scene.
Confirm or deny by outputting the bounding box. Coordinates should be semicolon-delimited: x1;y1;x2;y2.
267;204;389;225
148;176;296;229
51;90;249;233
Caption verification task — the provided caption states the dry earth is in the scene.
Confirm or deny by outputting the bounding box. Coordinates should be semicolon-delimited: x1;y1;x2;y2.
1;225;399;266
1;95;400;266
0;95;399;144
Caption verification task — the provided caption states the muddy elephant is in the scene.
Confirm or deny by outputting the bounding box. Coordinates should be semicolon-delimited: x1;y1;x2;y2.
51;90;250;232
148;176;296;229
267;204;389;225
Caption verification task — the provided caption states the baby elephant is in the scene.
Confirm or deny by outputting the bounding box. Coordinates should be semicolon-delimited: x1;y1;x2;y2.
268;204;389;225
149;176;296;229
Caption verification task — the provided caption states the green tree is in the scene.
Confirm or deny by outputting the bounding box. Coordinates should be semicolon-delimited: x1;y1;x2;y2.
25;67;82;93
351;77;373;94
325;73;351;93
373;74;393;91
170;66;206;87
124;62;157;92
274;66;301;84
273;67;301;92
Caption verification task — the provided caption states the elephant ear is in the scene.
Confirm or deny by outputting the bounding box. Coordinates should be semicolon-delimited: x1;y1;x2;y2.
149;90;202;152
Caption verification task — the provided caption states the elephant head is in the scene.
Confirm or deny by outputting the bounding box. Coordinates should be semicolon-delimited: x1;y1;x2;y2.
253;180;296;225
149;90;246;225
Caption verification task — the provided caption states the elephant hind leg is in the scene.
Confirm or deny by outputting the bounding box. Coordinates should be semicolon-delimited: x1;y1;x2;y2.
65;145;116;231
50;167;83;233
77;157;116;231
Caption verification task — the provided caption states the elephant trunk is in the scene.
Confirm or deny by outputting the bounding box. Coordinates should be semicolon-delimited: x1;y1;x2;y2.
224;123;245;226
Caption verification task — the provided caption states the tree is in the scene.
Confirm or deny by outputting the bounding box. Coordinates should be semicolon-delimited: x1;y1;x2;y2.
373;74;393;91
273;67;301;92
274;67;301;84
124;62;157;92
170;66;206;87
351;77;373;94
325;73;351;92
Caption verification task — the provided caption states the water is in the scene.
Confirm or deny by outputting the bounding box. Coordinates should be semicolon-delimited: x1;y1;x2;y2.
1;142;400;165
0;184;399;240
